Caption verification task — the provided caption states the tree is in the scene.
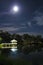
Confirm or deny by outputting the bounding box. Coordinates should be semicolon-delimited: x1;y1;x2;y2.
0;31;11;56
0;37;2;44
0;31;11;43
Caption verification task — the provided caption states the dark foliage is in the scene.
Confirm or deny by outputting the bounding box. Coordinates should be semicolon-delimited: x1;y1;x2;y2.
0;30;43;54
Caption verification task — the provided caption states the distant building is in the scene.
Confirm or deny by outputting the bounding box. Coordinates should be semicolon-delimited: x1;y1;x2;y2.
0;39;17;49
11;39;17;44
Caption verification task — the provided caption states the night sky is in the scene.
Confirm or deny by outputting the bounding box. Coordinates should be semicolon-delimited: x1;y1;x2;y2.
0;0;43;35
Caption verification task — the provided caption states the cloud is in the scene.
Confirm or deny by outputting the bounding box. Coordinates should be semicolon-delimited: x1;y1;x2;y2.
34;16;43;25
17;32;43;37
28;22;31;27
0;26;26;32
32;10;43;26
0;11;15;17
0;12;10;16
0;23;14;28
1;23;13;26
0;27;19;32
21;22;32;28
0;9;18;17
21;23;26;26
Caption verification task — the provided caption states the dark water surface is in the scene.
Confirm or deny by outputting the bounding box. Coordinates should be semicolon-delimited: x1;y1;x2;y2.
8;49;43;65
0;49;43;65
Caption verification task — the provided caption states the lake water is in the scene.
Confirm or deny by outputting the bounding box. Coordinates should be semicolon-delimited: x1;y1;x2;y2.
0;48;43;65
8;48;43;65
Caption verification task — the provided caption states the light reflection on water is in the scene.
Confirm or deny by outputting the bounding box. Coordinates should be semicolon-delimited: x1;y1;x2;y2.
11;48;17;52
9;48;25;58
9;48;19;58
10;48;18;55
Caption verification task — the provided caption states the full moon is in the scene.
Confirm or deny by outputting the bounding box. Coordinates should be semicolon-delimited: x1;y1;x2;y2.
13;6;19;12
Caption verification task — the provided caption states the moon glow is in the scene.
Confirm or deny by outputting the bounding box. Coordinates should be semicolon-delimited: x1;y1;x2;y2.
13;6;19;12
